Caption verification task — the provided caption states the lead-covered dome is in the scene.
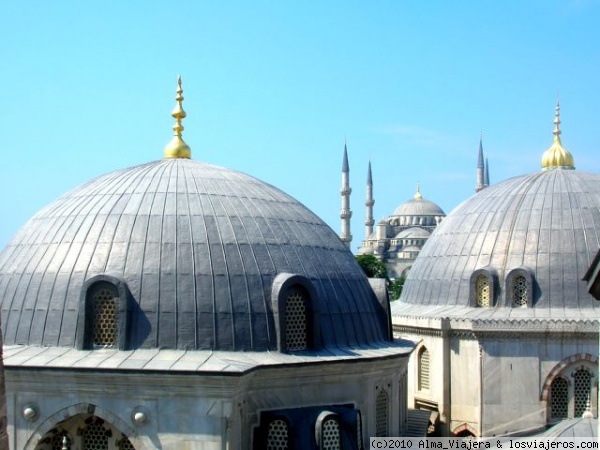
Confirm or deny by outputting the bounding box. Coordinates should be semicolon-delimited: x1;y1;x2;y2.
391;185;445;219
0;79;389;352
0;158;389;350
398;120;600;316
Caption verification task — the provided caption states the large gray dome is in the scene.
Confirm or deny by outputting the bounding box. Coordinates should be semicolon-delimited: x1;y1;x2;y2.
399;169;600;314
0;158;388;350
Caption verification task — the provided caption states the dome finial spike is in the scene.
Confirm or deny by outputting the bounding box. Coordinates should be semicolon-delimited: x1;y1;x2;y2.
414;181;422;200
553;97;561;141
164;75;192;159
541;98;574;171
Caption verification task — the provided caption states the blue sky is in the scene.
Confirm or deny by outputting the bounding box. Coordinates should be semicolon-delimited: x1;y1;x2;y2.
1;1;599;251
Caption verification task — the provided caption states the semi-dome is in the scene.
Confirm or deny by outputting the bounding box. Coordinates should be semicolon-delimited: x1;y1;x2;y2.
395;227;431;240
391;185;445;218
398;106;600;316
0;81;389;352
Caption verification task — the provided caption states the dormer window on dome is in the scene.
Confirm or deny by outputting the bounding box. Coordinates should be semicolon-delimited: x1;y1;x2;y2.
272;273;320;352
78;275;131;350
505;268;534;308
469;269;498;307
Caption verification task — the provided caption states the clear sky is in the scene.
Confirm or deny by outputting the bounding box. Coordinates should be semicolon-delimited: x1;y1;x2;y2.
1;1;599;251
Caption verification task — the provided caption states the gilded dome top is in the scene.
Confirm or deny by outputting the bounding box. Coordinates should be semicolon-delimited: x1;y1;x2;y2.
541;100;575;170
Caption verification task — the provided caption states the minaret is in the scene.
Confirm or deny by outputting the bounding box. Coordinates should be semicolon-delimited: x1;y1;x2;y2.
164;75;192;159
365;161;375;238
476;132;485;192
484;154;490;187
340;143;353;247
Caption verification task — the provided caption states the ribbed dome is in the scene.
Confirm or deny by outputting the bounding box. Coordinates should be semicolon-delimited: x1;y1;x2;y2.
398;169;600;313
0;158;388;350
392;197;445;217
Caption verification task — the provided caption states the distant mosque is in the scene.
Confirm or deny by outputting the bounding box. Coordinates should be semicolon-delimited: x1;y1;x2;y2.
342;135;491;280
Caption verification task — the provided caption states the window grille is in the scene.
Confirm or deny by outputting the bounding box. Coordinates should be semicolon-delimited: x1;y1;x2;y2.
267;419;289;450
419;347;430;390
321;418;341;450
83;420;109;450
118;436;136;450
574;368;593;418
550;376;568;419
48;431;69;450
512;276;528;306
92;285;118;348
476;275;490;307
285;288;307;351
376;389;389;437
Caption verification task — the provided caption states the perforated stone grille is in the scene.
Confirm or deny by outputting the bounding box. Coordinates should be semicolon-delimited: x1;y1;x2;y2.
83;420;109;449
92;286;118;348
285;288;307;351
267;419;288;450
574;368;592;418
550;376;568;418
476;275;490;307
419;348;430;390
119;436;135;450
512;276;528;306
49;431;69;450
321;419;341;450
376;389;389;437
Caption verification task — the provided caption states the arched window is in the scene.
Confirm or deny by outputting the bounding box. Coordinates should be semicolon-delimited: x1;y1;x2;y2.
78;275;130;351
320;417;341;450
90;283;119;348
418;347;430;391
266;419;289;450
550;376;569;419
574;367;593;418
512;275;528;307
285;286;308;351
376;389;389;437
476;275;490;307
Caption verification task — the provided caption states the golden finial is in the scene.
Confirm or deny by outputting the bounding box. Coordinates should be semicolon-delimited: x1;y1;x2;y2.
164;75;192;159
414;182;422;200
541;98;574;170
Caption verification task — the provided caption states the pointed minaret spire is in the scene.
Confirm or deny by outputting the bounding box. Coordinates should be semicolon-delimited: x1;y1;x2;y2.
340;142;352;247
484;153;490;187
365;160;375;238
164;75;192;159
476;132;485;192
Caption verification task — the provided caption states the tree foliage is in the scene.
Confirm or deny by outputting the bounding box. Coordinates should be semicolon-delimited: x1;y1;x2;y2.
388;276;406;300
355;255;388;279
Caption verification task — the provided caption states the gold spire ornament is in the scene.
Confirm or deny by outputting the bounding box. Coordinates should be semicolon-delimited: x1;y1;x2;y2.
164;75;192;159
414;182;422;200
541;99;574;170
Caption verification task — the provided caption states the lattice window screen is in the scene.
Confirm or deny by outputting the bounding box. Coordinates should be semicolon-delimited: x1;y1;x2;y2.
118;436;136;450
321;419;341;450
267;419;289;450
512;276;528;306
476;275;490;307
574;368;593;418
285;288;307;351
83;420;109;450
376;389;389;437
92;285;118;348
550;376;569;419
419;348;430;390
